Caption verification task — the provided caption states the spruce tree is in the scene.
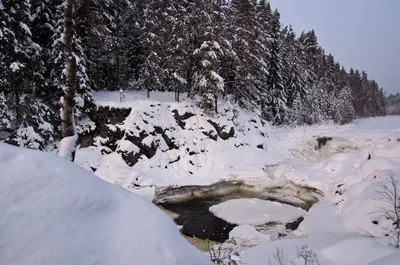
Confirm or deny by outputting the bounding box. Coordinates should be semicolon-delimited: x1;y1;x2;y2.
264;10;287;125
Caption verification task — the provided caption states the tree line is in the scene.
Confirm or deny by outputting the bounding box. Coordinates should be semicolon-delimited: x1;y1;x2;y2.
0;0;386;150
386;93;400;115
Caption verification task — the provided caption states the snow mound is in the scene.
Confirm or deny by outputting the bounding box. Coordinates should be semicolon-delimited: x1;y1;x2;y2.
340;171;400;241
0;144;210;265
209;198;306;225
229;225;272;246
320;237;396;265
368;251;400;265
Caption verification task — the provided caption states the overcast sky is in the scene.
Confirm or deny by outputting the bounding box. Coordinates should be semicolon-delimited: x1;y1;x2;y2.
268;0;400;94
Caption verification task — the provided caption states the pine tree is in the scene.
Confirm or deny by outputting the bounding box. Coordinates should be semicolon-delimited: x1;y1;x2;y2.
264;10;287;125
281;26;307;110
193;40;224;113
31;0;56;100
225;0;261;107
138;0;166;97
0;0;39;114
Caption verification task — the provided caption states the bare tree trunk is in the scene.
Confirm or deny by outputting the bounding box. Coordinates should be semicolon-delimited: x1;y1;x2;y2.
59;0;78;161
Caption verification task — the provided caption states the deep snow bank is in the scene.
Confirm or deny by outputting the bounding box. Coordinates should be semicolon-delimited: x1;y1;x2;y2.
0;144;210;265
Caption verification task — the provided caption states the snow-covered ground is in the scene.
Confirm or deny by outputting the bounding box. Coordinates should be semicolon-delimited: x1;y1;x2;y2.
0;144;211;265
78;92;400;264
7;91;400;264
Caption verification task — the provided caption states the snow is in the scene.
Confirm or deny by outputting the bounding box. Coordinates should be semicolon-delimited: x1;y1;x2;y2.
209;198;306;225
0;143;211;265
58;134;78;160
71;91;400;264
10;62;23;72
76;91;284;191
229;225;272;246
319;237;396;265
20;22;32;36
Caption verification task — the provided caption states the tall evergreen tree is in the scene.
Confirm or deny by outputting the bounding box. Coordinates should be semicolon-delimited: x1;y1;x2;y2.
264;10;287;125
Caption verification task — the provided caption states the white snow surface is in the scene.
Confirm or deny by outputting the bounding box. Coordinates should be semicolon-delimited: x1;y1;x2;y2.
74;91;400;265
210;198;306;225
0;144;211;265
229;225;272;246
58;134;78;160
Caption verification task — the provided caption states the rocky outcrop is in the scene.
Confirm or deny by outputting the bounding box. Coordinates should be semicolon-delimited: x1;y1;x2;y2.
78;106;249;168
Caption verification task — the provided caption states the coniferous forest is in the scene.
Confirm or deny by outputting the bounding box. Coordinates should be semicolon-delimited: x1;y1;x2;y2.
0;0;387;150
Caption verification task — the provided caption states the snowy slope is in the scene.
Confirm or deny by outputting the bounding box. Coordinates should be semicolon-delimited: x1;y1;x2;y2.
76;91;288;195
0;144;211;265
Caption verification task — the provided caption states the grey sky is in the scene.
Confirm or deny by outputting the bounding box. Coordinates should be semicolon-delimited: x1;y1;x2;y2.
268;0;400;94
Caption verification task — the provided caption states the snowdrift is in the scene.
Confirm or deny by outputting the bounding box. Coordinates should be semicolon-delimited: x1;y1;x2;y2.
0;144;211;265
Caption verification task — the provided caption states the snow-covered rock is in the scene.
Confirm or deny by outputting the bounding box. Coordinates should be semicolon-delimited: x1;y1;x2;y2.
75;91;287;191
0;144;211;265
229;225;272;246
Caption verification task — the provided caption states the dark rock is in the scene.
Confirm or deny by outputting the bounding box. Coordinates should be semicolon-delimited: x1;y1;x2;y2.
141;142;158;159
207;119;235;140
100;149;111;155
171;109;195;129
202;131;218;141
161;133;179;150
121;151;142;167
372;220;379;225
257;144;264;150
154;126;164;134
368;154;371;160
181;112;196;120
90;166;98;172
286;217;304;231
169;156;181;164
78;106;131;148
315;137;333;150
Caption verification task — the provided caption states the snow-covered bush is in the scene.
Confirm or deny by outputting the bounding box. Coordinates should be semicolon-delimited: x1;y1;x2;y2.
3;94;57;149
373;171;400;248
268;245;320;265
